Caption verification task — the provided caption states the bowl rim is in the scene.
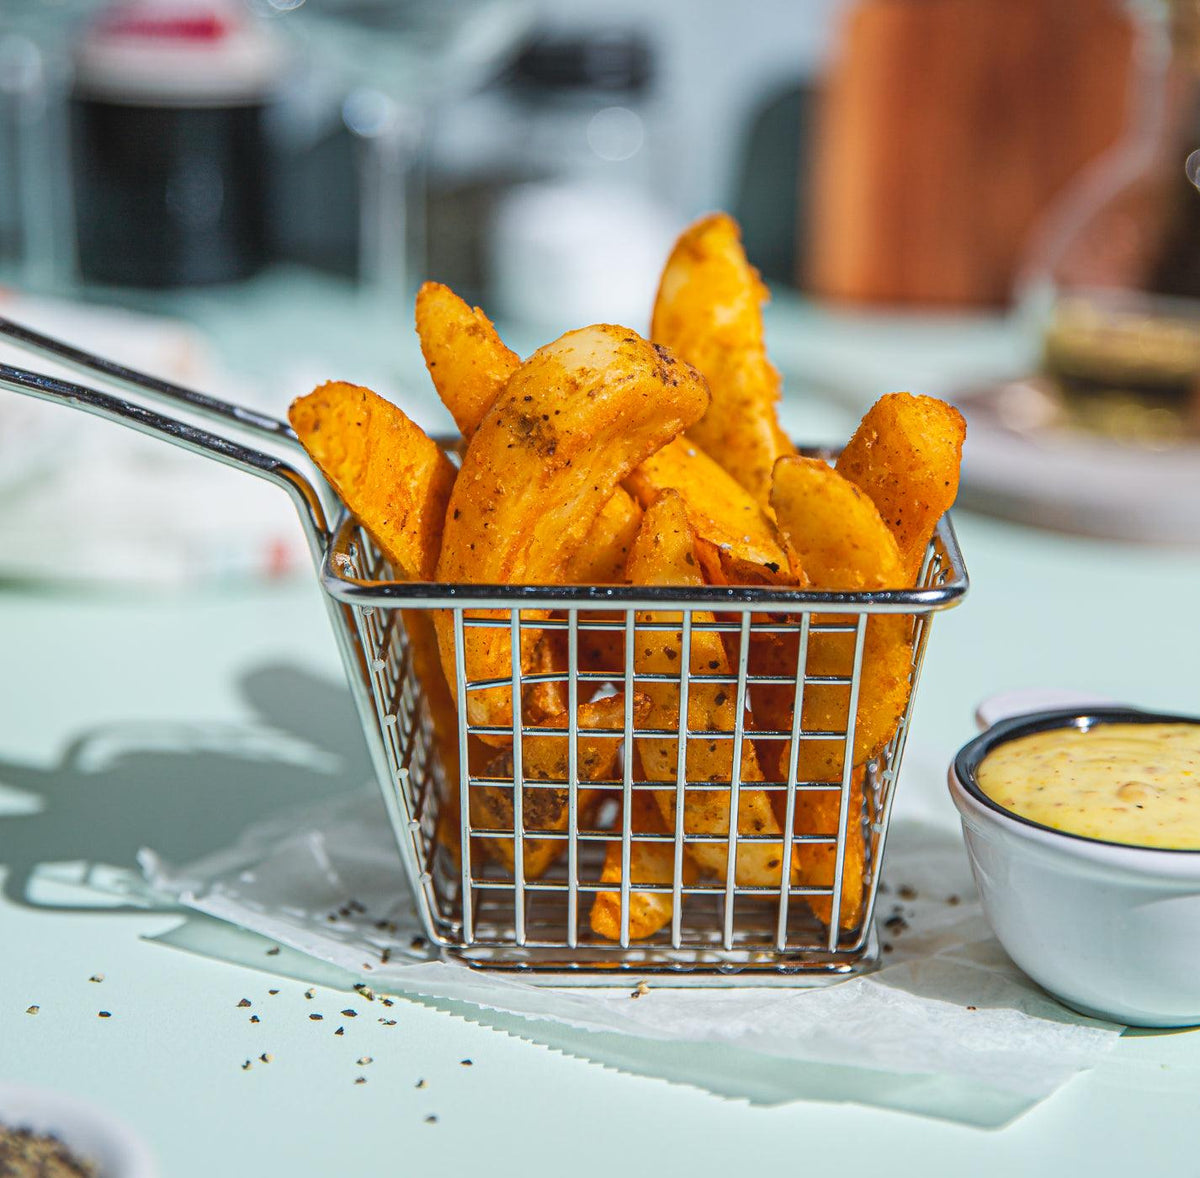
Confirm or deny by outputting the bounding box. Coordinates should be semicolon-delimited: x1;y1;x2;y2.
952;705;1200;858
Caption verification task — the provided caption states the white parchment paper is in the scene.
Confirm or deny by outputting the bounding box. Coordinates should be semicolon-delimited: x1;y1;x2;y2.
138;764;1122;1109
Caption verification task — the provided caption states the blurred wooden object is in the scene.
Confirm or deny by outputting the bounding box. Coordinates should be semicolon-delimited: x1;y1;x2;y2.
808;0;1135;306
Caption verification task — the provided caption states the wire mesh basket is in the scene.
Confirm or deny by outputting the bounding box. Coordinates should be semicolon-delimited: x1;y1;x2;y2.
0;316;968;986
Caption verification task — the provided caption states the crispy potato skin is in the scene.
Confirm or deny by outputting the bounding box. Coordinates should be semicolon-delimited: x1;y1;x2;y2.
835;392;966;583
290;381;455;581
651;213;795;505
625;436;793;584
628;490;795;887
434;326;709;742
590;786;696;942
473;693;647;878
415;281;520;439
754;456;912;929
415;283;643;702
564;485;644;586
289;381;464;830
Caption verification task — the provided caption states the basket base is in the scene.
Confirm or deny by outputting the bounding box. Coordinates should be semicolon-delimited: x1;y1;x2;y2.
435;928;881;987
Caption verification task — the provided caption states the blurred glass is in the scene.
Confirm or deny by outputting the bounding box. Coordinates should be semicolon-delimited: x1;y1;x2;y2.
263;0;534;304
1018;0;1200;446
0;1;99;289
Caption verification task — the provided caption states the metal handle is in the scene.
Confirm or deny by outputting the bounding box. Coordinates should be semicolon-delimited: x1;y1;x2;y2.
0;360;331;564
0;314;295;444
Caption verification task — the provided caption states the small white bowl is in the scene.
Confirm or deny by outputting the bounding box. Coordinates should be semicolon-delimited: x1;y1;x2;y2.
0;1083;157;1178
948;693;1200;1027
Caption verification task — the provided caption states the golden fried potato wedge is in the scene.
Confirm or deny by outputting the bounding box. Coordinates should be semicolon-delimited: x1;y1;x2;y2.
788;767;868;931
416;279;648;595
290;380;455;581
434;326;709;743
415;281;520;439
564;483;645;585
628;490;795;887
289;381;463;819
590;784;697;942
652;213;795;505
472;693;647;878
625;437;793;585
751;456;911;929
835;392;966;583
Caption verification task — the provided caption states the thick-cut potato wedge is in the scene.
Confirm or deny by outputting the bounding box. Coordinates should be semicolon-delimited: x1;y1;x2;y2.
590;784;697;942
786;767;868;930
415;279;645;586
835;392;966;583
472;693;647;878
434;326;709;743
652;213;795;505
773;456;908;592
415;281;520;439
289;381;463;819
415;283;638;700
751;456;911;928
629;490;795;887
625;437;793;585
564;485;644;585
290;381;455;582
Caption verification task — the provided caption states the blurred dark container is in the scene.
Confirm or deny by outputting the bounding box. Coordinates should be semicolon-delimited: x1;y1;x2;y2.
70;5;283;288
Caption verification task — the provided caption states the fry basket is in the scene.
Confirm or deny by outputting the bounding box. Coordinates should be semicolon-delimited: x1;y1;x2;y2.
0;317;968;985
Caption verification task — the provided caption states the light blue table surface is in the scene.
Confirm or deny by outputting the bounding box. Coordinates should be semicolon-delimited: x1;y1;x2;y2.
2;271;1199;1176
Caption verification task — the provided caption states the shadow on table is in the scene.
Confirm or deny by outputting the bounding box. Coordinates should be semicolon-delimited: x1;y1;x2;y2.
0;663;371;912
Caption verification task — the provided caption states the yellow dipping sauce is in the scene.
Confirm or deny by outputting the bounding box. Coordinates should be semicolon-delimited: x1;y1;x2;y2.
978;723;1200;849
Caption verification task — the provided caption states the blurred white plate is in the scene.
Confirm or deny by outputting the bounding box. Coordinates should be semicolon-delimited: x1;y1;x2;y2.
957;380;1200;545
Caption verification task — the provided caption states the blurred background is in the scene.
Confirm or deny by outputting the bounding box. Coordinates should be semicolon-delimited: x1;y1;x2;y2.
2;0;1199;588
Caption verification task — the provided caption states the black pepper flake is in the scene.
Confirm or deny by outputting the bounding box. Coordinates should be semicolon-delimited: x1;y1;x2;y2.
268;989;280;996
967;1005;977;1011
249;1015;260;1024
357;1056;373;1066
89;974;104;983
460;1059;473;1067
304;988;315;1000
341;1009;359;1018
242;1060;252;1071
309;1014;323;1021
379;1019;397;1026
898;885;918;900
415;1079;426;1088
882;942;894;953
335;1027;345;1036
237;998;252;1008
266;947;280;956
946;895;960;906
425;1115;438;1124
381;998;394;1007
98;1011;111;1018
353;984;375;1001
355;1076;367;1085
260;1053;273;1064
25;1005;38;1015
381;949;391;964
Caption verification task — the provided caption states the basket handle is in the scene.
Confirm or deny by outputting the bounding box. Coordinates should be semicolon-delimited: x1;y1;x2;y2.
0;314;297;446
0;360;331;562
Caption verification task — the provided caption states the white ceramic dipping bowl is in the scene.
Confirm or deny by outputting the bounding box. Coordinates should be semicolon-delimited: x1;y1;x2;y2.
949;704;1200;1027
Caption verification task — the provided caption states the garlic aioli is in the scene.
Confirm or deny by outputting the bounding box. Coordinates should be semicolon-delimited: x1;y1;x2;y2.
977;723;1200;849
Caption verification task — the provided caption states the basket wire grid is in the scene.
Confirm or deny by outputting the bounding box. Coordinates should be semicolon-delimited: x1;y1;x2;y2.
0;315;968;985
